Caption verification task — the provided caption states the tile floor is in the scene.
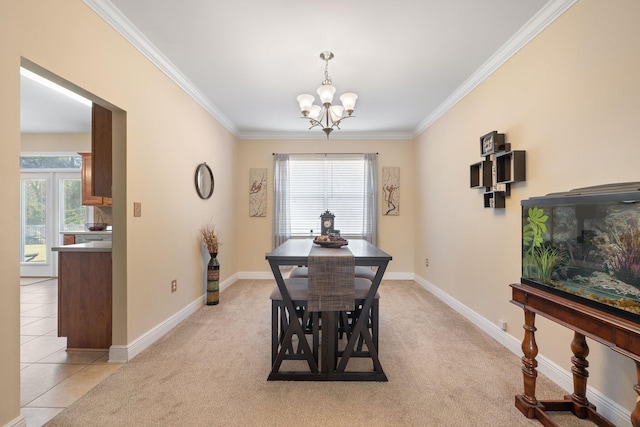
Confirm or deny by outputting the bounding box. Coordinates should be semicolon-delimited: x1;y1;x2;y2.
20;278;123;427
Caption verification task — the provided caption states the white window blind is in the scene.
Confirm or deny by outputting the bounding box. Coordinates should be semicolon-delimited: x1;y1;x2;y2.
289;154;366;237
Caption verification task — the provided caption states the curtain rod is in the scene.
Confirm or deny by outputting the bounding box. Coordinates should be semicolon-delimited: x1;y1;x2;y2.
272;152;378;155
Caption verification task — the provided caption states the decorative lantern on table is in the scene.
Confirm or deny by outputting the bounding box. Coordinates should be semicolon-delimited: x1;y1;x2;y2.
200;224;220;305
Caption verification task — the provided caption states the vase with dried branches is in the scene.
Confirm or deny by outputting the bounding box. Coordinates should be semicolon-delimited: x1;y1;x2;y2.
200;224;220;305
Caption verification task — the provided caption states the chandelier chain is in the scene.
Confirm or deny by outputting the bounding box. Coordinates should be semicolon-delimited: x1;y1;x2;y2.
323;59;332;86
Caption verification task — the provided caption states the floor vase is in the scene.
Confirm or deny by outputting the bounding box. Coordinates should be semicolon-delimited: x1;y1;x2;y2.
207;253;220;305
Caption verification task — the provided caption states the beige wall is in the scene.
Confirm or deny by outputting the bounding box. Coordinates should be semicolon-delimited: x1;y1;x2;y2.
1;1;237;424
21;133;91;153
414;0;640;414
0;0;22;422
234;139;415;275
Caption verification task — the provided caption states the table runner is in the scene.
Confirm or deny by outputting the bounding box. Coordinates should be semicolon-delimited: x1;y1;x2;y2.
307;246;355;312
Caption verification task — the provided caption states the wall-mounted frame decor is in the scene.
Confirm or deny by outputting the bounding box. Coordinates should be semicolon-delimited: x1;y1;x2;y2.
470;131;525;209
195;162;214;200
249;168;267;217
382;167;400;215
480;130;506;156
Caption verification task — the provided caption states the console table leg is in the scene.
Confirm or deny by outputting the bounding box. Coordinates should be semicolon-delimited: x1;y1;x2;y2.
518;309;539;411
632;361;640;427
570;332;591;417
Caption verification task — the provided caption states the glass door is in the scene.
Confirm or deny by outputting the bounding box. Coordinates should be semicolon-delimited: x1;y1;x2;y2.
20;170;86;277
20;173;53;277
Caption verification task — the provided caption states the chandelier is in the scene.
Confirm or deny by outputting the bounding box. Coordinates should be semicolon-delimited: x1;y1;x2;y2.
296;51;358;138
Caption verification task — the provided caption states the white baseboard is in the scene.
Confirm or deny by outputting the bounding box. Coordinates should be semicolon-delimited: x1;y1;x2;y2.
3;415;26;427
413;274;632;427
383;272;414;280
108;274;237;363
220;272;239;291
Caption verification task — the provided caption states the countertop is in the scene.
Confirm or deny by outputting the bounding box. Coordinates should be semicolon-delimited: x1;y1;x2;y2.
59;230;112;235
52;241;112;252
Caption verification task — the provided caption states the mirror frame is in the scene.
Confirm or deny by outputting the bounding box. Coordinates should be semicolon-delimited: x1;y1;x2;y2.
195;162;214;199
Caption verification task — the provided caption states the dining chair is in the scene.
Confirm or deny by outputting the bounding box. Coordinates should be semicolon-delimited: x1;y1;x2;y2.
341;277;380;355
289;265;380;355
269;278;319;366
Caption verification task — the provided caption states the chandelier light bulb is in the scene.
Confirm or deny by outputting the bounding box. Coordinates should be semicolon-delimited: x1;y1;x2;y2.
330;105;344;122
309;105;322;120
317;84;336;105
340;93;358;116
296;94;315;116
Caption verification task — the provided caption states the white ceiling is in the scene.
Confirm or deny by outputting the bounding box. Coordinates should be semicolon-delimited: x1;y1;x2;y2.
21;0;575;139
20;74;92;134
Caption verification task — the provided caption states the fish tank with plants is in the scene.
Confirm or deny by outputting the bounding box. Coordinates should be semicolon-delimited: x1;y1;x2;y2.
521;183;640;323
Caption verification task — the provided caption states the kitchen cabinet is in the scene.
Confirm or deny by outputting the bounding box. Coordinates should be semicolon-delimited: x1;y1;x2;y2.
54;243;112;350
80;152;112;206
92;103;112;198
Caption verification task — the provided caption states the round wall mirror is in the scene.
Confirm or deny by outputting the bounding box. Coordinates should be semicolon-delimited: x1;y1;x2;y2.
195;163;214;199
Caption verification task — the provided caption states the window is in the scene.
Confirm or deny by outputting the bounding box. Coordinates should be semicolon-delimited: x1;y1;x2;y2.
60;178;85;232
274;153;378;246
20;155;82;169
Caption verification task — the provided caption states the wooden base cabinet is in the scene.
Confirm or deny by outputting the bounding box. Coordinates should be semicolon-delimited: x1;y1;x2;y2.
58;251;112;350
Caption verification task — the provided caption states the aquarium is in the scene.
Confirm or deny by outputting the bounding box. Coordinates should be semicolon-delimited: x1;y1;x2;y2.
521;183;640;322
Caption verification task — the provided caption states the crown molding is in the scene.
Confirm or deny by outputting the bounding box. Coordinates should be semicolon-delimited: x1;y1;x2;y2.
83;0;240;137
237;130;415;141
413;0;577;138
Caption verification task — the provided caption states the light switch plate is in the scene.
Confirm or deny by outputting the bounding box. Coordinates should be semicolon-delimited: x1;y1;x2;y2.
133;202;142;217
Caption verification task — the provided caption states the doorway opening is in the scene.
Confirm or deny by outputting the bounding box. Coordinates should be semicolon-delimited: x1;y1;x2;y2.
19;60;126;425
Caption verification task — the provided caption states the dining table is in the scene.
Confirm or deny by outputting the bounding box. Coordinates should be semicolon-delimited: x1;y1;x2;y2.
266;238;392;381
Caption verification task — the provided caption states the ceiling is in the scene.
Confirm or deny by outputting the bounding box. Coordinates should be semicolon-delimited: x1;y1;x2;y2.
20;72;92;134
21;0;574;139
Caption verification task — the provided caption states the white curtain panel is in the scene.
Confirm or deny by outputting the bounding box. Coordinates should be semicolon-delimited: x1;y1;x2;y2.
272;154;291;248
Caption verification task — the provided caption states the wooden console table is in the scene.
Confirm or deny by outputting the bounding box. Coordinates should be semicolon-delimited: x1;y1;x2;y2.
510;283;640;427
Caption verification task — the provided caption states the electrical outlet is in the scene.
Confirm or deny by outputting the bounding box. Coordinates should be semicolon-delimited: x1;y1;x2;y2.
498;319;507;331
425;258;429;267
134;202;142;217
171;279;177;293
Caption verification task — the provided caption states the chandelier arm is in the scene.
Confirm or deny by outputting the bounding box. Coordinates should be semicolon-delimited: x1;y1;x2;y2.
304;117;325;129
330;114;355;129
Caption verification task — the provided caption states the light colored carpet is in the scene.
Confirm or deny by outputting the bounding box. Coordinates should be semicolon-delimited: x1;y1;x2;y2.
46;279;594;426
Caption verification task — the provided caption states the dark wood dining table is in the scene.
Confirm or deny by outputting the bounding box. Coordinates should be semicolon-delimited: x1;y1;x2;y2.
266;238;392;381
